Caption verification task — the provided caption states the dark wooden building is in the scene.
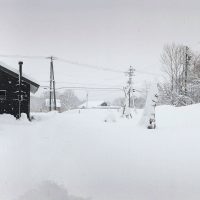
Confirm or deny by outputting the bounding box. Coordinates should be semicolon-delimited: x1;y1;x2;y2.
0;62;40;119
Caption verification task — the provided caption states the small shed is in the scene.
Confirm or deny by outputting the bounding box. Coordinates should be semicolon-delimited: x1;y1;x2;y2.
0;62;40;119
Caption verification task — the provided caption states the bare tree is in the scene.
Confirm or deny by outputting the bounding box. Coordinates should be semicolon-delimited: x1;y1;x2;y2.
30;90;81;112
160;43;192;105
58;90;81;111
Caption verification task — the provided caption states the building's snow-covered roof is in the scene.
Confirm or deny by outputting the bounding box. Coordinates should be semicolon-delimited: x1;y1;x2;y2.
0;61;40;94
45;99;61;108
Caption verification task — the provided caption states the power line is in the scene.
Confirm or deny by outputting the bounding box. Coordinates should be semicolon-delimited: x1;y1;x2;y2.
40;80;123;88
40;84;145;94
0;54;160;76
0;54;125;74
0;54;46;59
135;69;160;76
40;86;123;91
56;57;124;73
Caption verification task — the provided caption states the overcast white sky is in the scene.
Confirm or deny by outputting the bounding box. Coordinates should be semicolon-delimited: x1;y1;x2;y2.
1;0;200;99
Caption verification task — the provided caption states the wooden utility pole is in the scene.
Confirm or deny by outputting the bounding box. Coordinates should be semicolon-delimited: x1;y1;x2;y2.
184;46;189;96
126;66;135;108
18;61;23;119
122;66;135;118
48;56;57;111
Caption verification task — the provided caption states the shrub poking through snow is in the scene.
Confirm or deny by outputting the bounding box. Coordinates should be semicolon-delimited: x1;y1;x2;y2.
140;82;158;129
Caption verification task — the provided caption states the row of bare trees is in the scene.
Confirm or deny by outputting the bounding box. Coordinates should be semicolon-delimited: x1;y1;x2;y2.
31;90;81;112
159;43;200;106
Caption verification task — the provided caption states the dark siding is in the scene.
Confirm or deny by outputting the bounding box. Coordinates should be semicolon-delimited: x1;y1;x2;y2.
0;70;30;118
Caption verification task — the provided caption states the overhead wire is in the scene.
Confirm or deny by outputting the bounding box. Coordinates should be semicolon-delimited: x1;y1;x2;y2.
40;85;123;91
56;57;124;73
39;80;124;88
135;69;161;76
0;54;160;76
0;54;46;59
39;85;145;95
0;54;160;96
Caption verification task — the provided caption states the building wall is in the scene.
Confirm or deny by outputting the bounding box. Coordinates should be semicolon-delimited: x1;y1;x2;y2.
0;70;30;118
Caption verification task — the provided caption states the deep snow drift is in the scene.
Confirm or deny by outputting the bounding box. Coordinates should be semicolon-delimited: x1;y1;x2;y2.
0;105;200;200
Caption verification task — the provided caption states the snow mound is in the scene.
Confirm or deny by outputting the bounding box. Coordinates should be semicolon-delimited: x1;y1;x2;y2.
156;103;200;129
0;113;29;124
31;111;59;122
104;111;116;123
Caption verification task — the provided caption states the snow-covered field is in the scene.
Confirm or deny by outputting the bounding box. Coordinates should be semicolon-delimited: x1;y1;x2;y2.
0;105;200;200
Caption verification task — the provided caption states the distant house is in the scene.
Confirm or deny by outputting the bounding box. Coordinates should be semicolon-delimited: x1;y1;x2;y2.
0;62;40;119
79;100;107;109
78;100;120;109
100;102;109;106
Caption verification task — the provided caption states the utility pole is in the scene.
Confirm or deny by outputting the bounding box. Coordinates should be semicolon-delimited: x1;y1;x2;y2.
126;66;135;108
122;66;135;118
18;61;23;119
184;46;190;96
48;56;57;111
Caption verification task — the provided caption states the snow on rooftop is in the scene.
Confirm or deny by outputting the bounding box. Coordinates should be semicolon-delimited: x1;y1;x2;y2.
0;61;40;86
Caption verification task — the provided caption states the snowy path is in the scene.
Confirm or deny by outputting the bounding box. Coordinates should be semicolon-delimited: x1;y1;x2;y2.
0;106;200;200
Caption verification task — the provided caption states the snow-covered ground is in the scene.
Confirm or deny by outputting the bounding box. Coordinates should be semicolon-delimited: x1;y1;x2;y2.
0;105;200;200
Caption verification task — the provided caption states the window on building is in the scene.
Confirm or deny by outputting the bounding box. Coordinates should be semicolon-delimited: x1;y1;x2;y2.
0;90;6;100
